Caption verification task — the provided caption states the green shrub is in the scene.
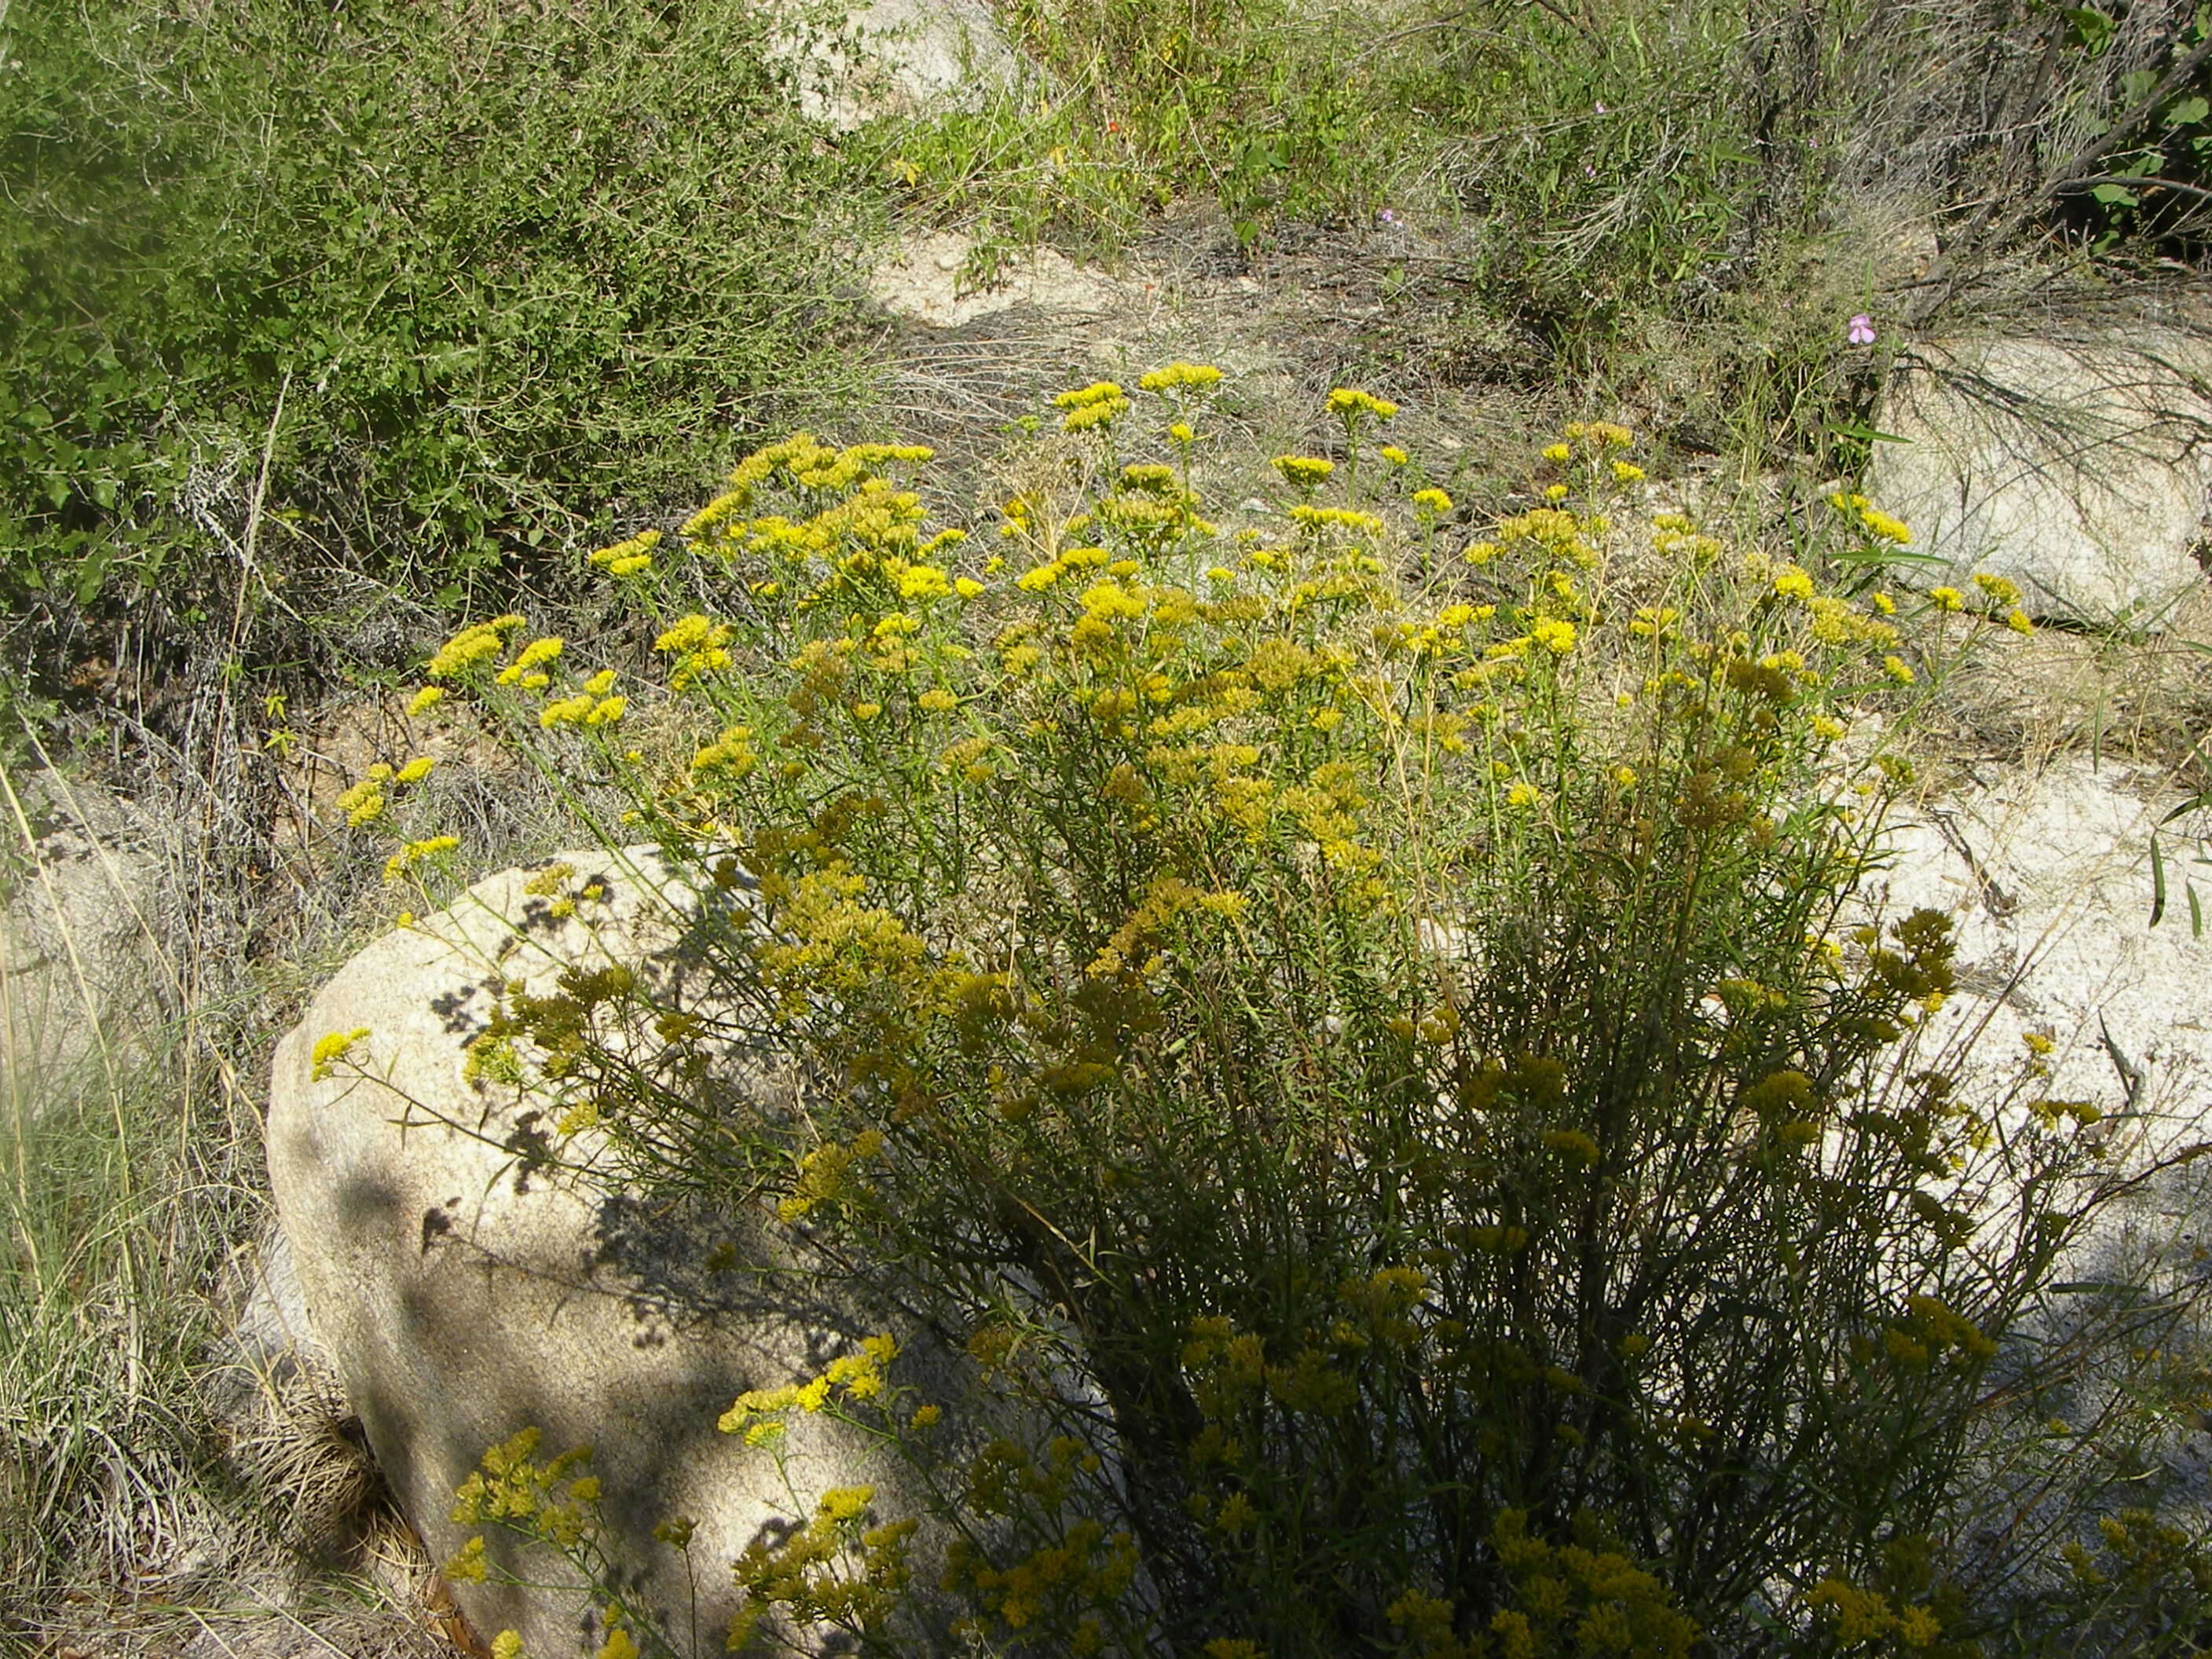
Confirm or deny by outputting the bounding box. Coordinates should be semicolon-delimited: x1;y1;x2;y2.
0;0;870;698
341;370;2212;1655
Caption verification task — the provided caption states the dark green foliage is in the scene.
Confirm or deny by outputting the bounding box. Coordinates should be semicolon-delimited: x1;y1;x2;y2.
0;0;870;698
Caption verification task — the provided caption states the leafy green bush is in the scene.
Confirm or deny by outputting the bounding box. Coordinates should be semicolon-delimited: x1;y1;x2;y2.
342;370;2212;1656
0;0;870;698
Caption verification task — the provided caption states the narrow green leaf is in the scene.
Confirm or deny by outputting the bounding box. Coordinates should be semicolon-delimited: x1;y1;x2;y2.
2151;833;2168;926
2189;881;2204;940
2161;786;2212;826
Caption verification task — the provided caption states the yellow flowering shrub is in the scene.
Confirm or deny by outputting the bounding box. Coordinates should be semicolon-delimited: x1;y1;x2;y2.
418;380;2144;1657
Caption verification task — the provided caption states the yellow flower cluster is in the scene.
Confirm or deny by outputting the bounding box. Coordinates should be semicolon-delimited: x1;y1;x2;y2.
540;692;625;730
1564;419;1632;448
309;1026;370;1081
777;1128;886;1222
1827;490;1914;544
586;528;661;577
943;1504;1138;1650
1137;361;1224;394
496;635;563;686
718;1334;902;1444
383;833;459;882
1325;386;1399;422
654;612;734;690
725;1481;914;1652
427;613;527;679
1806;1577;1943;1648
448;1426;597;1555
1053;380;1130;434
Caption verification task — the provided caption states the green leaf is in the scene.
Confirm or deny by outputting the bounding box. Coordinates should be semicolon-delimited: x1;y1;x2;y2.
2159;786;2212;826
71;545;111;606
2090;182;2140;207
2190;881;2205;939
2166;94;2210;126
2152;832;2168;926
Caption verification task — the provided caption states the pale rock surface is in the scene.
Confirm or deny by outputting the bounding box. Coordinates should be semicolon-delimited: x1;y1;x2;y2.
868;228;1147;331
266;849;991;1658
1;772;165;1117
1866;756;2212;1540
771;0;1026;130
1867;335;2212;627
1867;754;2210;1143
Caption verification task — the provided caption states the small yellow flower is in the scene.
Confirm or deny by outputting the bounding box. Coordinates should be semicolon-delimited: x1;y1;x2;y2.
496;635;564;685
1137;362;1223;394
1506;781;1540;808
897;563;951;601
1544;483;1569;501
1411;487;1452;514
1928;585;1964;612
443;1535;488;1584
491;1633;525;1659
1541;442;1571;463
394;755;435;786
1273;455;1335;489
1772;565;1815;601
310;1027;372;1081
1883;654;1915;685
954;577;984;599
1610;460;1645;482
1325;386;1398;421
2007;609;2034;635
335;779;385;826
1378;444;1409;466
819;1484;876;1522
407;685;446;716
1859;507;1913;544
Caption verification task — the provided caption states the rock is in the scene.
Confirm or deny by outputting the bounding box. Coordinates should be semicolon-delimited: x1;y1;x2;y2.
772;0;1027;130
1;771;166;1117
265;849;998;1658
1866;335;2212;628
867;228;1141;331
1868;754;2212;1149
1868;756;2212;1550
